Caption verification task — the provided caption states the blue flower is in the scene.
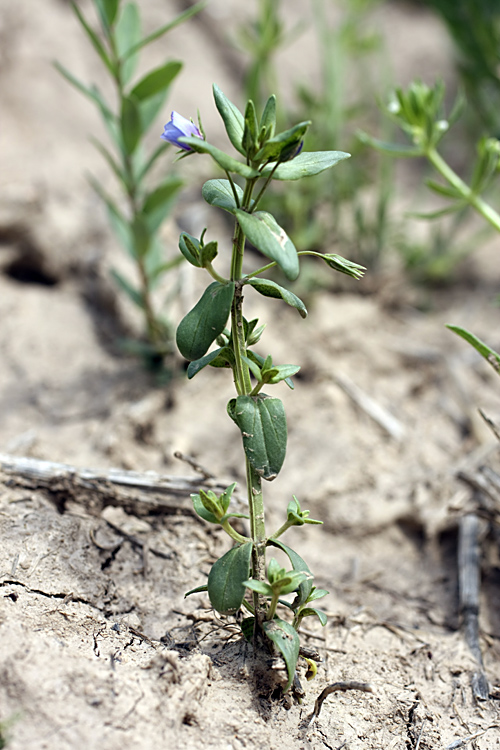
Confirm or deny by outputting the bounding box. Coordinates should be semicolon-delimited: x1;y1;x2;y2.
161;112;203;151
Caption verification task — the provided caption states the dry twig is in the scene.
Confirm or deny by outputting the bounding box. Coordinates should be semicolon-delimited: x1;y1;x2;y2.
0;452;240;516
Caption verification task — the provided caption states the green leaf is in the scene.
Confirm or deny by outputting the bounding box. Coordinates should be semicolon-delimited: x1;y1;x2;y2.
407;204;465;220
178;232;202;267
200;241;218;267
240;616;255;641
142;176;183;233
72;3;115;76
130;214;151;258
255;121;309;163
213;84;245;155
191;493;218;524
235;210;299;281
262;618;300;692
207;542;253;614
202;179;246;213
130;60;182;100
121;94;142;154
124;1;206;59
88;177;133;256
178;137;260;179
185;584;208;597
447;325;500;374
320;254;365;280
110;269;143;309
187;346;234;378
219;482;237;514
227;394;287;481
307;588;329;602
261;150;351;180
246;278;307;317
241;355;263;382
95;0;119;29
268;539;313;607
115;2;141;83
297;607;328;627
357;131;422;157
243;579;273;597
265;364;301;386
425;178;463;200
139;91;170;134
243;99;259;157
176;281;235;361
259;95;276;139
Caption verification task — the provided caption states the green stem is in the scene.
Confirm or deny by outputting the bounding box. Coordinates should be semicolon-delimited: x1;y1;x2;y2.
427;148;500;233
244;250;326;280
229;176;268;627
221;519;251;545
246;461;267;626
266;589;280;621
205;261;229;285
269;520;293;540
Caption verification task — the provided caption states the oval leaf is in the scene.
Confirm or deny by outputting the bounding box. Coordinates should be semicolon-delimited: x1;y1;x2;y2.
187;346;234;379
235;210;299;281
207;542;253;614
268;539;313;607
202;179;245;213
176;282;235;361
298;607;328;627
227;394;287;481
261;150;351;180
263;618;300;692
191;493;218;524
246;278;307;318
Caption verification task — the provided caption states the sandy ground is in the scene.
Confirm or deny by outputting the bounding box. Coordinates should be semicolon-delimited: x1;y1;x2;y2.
1;1;500;748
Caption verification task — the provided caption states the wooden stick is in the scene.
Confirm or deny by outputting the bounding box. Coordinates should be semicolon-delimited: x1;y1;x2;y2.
458;512;490;700
0;452;240;516
332;372;406;441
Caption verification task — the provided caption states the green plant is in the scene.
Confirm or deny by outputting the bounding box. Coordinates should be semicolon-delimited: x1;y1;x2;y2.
359;79;500;279
361;78;500;367
251;0;395;270
419;0;500;134
359;80;500;230
161;86;363;695
56;0;204;370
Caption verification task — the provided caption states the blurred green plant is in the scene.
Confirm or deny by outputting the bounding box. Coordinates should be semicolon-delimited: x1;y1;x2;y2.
359;80;500;230
419;0;500;134
361;78;500;375
55;0;204;371
236;0;288;114
237;0;395;272
359;79;500;283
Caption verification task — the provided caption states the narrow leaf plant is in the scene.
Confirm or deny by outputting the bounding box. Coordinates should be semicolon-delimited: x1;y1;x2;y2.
56;0;205;370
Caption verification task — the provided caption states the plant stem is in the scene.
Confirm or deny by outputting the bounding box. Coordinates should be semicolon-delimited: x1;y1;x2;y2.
221;519;251;545
230;177;268;627
427;147;500;232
